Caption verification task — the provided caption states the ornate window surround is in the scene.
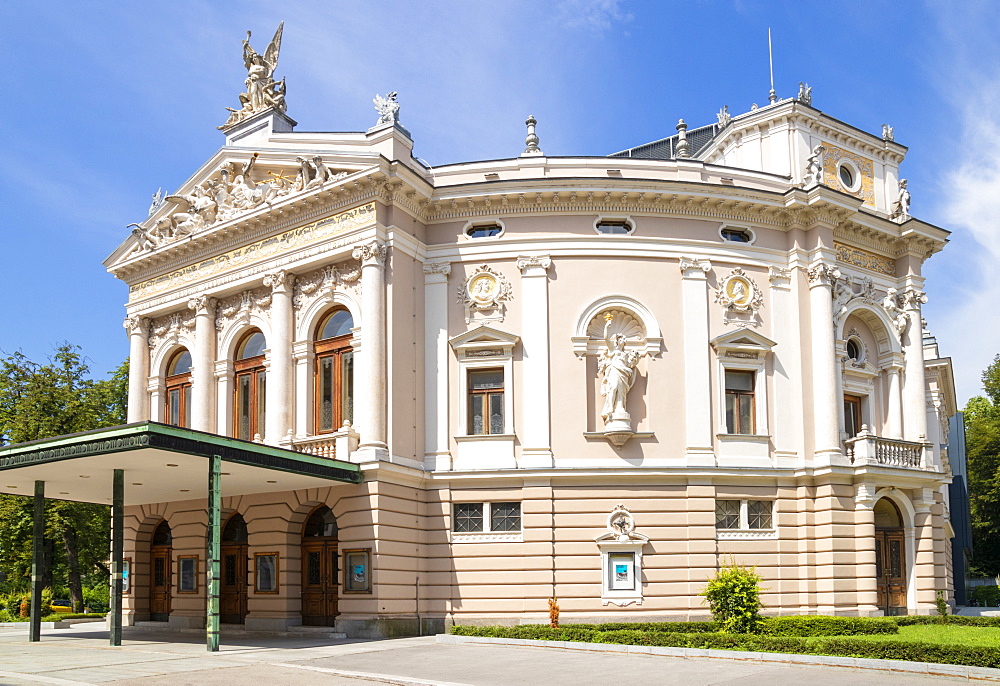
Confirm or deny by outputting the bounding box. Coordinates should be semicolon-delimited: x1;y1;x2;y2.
711;329;775;462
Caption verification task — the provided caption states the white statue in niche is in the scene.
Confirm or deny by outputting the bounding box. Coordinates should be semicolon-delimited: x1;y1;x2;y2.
598;312;641;428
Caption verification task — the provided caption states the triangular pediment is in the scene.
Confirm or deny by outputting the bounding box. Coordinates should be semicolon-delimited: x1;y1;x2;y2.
710;328;776;354
449;325;520;354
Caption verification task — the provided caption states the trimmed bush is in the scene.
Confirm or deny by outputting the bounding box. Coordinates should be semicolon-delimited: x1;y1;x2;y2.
700;561;763;633
449;624;1000;668
896;615;1000;628
759;616;898;636
970;585;1000;607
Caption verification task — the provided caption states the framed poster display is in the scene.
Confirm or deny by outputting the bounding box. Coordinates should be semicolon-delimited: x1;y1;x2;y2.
607;552;635;591
178;556;198;593
343;548;371;593
121;558;131;594
254;553;279;593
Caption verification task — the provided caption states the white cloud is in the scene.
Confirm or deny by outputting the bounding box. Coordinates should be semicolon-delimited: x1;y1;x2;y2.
556;0;634;32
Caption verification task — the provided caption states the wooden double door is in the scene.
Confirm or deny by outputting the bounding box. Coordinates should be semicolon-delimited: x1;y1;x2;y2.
220;541;249;624
149;545;172;621
875;528;907;616
302;540;339;625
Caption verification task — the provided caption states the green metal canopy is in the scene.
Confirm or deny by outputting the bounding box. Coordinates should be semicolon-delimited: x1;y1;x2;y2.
0;422;361;506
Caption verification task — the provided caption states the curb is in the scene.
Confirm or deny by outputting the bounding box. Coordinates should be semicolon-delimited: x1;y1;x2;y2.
437;633;1000;682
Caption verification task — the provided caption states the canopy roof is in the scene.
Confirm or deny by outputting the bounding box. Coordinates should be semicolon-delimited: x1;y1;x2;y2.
0;422;360;506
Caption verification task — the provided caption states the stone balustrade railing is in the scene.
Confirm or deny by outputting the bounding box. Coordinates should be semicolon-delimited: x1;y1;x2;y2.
845;426;929;469
290;422;359;461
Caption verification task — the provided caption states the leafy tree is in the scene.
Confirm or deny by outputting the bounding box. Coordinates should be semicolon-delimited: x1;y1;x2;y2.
965;354;1000;577
700;559;763;633
0;345;127;611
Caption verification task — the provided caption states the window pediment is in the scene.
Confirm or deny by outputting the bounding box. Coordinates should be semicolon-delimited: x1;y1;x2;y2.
710;328;776;358
449;326;519;359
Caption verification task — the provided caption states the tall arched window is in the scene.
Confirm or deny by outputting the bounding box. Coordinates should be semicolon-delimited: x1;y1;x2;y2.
314;310;354;434
234;330;266;440
165;350;192;428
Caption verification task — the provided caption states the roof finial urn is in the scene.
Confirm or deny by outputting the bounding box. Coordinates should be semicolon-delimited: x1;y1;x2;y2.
522;115;543;156
675;119;690;158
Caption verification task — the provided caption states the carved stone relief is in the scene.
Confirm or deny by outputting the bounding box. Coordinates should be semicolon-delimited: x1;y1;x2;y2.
147;310;195;353
458;265;512;324
715;268;763;327
292;260;362;318
214;287;272;332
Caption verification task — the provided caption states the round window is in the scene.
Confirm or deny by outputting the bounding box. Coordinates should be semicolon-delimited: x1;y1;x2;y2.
846;338;864;362
839;164;855;189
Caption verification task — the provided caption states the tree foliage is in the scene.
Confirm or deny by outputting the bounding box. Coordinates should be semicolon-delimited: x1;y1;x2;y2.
0;344;127;610
965;354;1000;577
700;559;764;633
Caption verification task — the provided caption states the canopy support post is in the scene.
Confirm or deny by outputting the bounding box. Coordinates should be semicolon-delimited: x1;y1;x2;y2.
206;454;221;652
29;480;44;642
110;469;124;646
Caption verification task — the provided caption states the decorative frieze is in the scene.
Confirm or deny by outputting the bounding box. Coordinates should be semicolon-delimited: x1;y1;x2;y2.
292;261;361;313
834;241;895;276
214;287;271;331
147;310;195;351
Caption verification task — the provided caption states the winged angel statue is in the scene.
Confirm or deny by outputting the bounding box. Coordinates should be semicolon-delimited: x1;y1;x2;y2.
219;23;286;130
373;92;400;127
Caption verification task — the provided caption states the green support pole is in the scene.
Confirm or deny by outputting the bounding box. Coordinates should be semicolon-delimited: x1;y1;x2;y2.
110;469;124;647
206;454;221;652
28;480;44;642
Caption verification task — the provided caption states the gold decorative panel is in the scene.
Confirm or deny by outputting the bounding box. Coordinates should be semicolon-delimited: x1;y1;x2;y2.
129;203;375;300
823;142;875;207
834;241;895;276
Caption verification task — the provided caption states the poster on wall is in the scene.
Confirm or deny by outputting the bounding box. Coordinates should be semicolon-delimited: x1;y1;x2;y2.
178;557;198;592
608;552;635;591
344;549;371;592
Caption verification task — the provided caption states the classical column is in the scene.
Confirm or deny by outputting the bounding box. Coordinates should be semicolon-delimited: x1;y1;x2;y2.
886;362;903;439
206;454;221;652
902;289;928;443
187;296;217;433
517;255;553;468
353;241;388;453
423;262;451;470
124;316;149;422
264;270;294;445
679;257;713;466
807;264;843;463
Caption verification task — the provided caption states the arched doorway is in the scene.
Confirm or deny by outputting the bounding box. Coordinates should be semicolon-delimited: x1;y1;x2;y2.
149;521;172;622
874;498;907;616
221;513;249;624
301;506;339;626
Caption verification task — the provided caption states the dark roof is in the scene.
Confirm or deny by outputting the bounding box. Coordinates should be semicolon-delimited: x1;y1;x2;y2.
610;121;725;160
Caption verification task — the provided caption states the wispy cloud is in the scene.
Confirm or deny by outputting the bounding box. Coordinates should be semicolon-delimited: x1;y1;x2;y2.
556;0;634;32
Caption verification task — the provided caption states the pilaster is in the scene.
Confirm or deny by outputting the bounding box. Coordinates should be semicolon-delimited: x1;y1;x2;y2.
517;255;553;468
353;241;389;460
423;262;452;470
679;257;714;466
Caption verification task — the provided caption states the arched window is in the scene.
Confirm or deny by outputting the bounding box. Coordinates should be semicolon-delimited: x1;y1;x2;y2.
165;350;192;428
315;310;354;433
303;506;338;538
222;513;249;542
234;330;266;441
152;520;173;546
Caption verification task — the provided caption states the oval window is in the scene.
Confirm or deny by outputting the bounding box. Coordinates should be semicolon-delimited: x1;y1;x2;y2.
839;164;855;188
466;224;502;238
721;228;752;243
596;220;632;235
846;338;863;362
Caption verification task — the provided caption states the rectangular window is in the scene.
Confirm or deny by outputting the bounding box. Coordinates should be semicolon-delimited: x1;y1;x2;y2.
844;395;863;438
468;369;504;435
453;502;521;533
716;499;774;531
254;553;278;593
178;556;198;593
724;370;755;434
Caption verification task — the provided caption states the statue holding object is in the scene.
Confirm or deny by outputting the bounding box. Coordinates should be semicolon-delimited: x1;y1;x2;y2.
219;23;287;130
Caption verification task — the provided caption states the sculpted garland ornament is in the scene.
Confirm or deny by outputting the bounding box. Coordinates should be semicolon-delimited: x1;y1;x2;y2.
715;268;763;326
458;265;512;323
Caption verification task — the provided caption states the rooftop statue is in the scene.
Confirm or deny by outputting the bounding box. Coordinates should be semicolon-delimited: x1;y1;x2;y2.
219;23;287;130
373;92;400;127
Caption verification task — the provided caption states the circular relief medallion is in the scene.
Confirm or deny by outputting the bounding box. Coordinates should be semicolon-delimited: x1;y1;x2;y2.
725;276;752;307
467;274;500;305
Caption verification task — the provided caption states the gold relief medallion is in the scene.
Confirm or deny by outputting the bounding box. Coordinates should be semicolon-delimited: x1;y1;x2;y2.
725;276;753;306
715;268;764;327
468;274;500;305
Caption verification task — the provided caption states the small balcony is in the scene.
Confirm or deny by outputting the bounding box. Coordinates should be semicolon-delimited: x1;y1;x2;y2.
845;426;931;470
290;423;359;461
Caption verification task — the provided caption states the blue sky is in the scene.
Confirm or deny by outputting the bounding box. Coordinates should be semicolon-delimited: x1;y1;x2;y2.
2;0;998;405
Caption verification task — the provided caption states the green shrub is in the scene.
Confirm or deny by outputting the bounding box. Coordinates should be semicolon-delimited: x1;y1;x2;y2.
970;585;1000;607
0;609;13;622
40;588;53;614
759;616;898;636
896;615;1000;628
565;621;718;634
700;561;763;633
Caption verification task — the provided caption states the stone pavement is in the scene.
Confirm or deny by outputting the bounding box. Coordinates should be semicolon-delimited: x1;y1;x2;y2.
0;622;983;685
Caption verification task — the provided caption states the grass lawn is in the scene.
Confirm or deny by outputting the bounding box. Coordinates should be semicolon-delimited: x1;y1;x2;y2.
831;624;1000;647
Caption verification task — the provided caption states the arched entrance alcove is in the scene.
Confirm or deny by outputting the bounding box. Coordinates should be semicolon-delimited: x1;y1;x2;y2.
220;513;249;624
301;505;339;626
874;498;907;615
149;521;172;622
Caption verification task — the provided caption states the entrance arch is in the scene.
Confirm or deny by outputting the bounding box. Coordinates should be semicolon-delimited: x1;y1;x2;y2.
220;513;249;624
301;505;339;626
874;498;907;615
149;521;172;622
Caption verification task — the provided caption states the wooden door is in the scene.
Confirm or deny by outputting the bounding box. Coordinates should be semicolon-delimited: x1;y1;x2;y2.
220;543;248;624
875;529;907;615
149;546;171;621
301;541;339;625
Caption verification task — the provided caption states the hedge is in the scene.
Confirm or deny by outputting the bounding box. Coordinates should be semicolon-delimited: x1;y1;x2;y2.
450;625;1000;668
896;615;1000;628
758;616;898;636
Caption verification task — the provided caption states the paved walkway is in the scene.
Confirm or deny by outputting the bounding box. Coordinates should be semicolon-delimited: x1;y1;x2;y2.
0;622;981;685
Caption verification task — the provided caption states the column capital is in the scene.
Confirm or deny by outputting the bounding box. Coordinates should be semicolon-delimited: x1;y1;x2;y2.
123;315;149;336
352;240;387;268
263;269;294;294
768;266;793;288
187;295;217;316
422;262;451;277
516;254;552;275
901;288;927;311
806;263;840;287
679;257;711;278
